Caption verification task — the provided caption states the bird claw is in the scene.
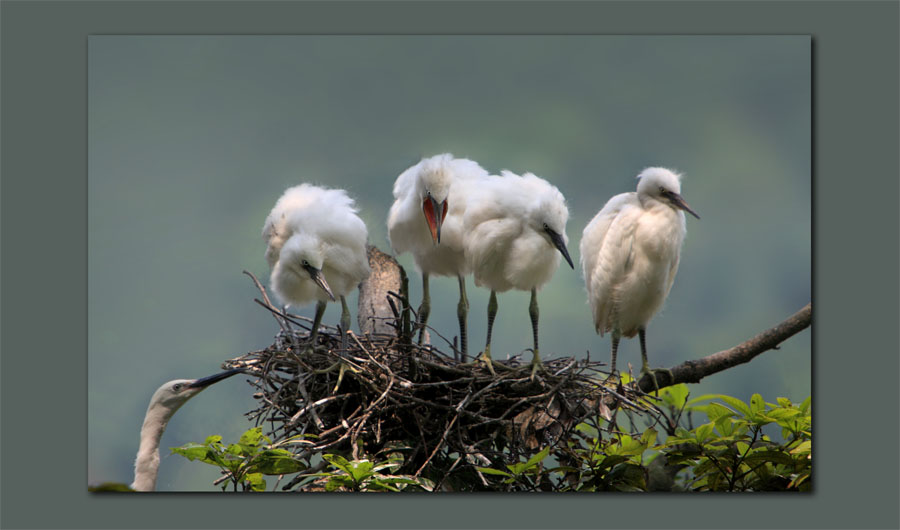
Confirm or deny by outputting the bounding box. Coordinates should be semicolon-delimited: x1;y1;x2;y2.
478;348;497;377
640;365;672;395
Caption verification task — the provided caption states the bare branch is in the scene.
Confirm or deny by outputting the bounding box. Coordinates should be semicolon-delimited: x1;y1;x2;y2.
637;303;811;392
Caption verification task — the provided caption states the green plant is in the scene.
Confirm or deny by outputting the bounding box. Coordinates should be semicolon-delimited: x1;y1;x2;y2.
314;452;435;492
172;427;307;491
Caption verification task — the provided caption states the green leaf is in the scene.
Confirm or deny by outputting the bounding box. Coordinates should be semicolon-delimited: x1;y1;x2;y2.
348;460;375;483
660;384;690;409
641;428;658;447
695;423;714;443
799;396;811;414
524;447;551;470
714;415;734;436
245;472;266;492
776;397;793;408
789;440;811;455
750;393;765;414
252;451;307;475
743;450;796;466
713;395;752;417
239;427;266;448
475;466;513;477
204;435;223;445
705;402;735;423
323;454;353;475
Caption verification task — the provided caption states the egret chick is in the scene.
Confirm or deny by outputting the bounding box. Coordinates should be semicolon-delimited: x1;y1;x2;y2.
263;183;371;351
387;153;489;357
464;170;574;376
132;368;244;491
580;167;699;389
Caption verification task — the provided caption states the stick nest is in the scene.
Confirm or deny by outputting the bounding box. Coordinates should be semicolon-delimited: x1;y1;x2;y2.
225;322;659;490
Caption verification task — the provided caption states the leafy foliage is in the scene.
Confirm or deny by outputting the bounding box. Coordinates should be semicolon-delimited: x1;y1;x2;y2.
174;388;810;492
171;427;306;491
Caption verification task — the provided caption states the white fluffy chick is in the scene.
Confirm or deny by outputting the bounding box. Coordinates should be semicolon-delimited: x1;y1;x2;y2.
387;153;489;357
463;170;574;376
263;183;370;350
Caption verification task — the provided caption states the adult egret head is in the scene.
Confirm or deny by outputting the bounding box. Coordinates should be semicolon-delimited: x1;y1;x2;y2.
132;368;244;492
387;153;490;357
464;170;573;376
580;167;699;390
636;167;700;220
264;183;371;350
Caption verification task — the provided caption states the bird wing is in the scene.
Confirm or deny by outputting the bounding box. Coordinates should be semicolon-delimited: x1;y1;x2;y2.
580;193;638;334
461;177;523;290
263;185;317;267
264;184;362;268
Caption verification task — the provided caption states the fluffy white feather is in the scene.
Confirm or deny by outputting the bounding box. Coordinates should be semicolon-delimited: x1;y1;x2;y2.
264;183;370;306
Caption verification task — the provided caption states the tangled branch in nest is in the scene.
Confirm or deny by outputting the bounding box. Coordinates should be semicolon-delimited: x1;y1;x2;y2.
224;268;666;491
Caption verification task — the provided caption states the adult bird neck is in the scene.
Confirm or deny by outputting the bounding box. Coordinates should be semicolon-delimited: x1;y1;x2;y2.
131;405;177;491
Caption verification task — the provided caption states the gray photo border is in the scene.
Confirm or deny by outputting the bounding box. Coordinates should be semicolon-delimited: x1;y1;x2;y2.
2;1;898;529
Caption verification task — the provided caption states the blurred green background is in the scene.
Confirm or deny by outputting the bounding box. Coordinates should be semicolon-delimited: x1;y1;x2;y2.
88;35;810;491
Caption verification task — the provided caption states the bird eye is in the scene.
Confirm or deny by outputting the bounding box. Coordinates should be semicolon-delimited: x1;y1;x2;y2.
173;383;182;391
302;260;310;267
658;186;666;193
542;222;550;230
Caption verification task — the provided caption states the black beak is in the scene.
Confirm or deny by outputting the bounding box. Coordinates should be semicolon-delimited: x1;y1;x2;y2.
545;227;575;269
663;190;700;220
303;263;336;301
188;368;244;389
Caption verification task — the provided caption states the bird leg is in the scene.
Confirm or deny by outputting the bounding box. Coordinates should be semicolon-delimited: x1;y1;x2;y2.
339;295;351;353
307;300;327;352
480;290;498;376
528;288;544;379
638;328;671;394
606;331;620;383
417;273;430;345
457;275;469;361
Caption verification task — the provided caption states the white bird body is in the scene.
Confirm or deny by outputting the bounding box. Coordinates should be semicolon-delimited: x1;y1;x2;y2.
132;369;243;491
463;170;574;375
387;153;489;355
387;154;488;277
264;184;370;306
465;170;571;293
580;167;699;382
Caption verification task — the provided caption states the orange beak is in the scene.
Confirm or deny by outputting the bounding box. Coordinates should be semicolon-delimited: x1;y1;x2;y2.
423;195;448;244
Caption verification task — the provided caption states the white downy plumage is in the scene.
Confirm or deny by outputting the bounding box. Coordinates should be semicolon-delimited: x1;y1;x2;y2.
387;153;489;356
263;183;370;349
580;167;699;387
463;170;574;376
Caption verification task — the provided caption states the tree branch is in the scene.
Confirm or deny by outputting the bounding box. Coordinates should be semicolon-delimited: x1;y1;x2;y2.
637;303;811;393
357;245;403;336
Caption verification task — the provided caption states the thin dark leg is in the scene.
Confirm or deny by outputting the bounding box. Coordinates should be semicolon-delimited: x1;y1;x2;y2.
529;288;542;377
639;327;671;393
417;273;430;345
481;290;498;375
309;300;327;349
606;331;620;382
457;275;469;360
639;327;659;392
339;295;351;352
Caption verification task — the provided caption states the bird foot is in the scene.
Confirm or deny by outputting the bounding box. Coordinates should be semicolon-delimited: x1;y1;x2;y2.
602;370;619;386
526;348;546;381
640;365;672;395
477;347;497;376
